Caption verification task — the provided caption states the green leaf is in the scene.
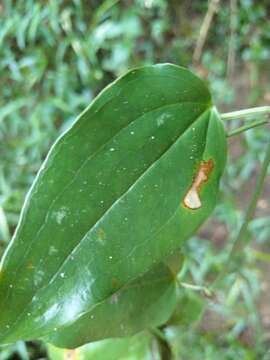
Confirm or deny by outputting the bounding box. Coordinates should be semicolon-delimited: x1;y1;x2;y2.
47;332;158;360
44;263;177;348
168;289;205;327
0;64;227;344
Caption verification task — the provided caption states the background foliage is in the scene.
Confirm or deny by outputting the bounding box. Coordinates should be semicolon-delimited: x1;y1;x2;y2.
0;0;269;359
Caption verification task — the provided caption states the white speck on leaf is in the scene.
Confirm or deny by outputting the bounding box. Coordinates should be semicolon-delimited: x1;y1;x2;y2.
110;293;119;304
34;270;45;286
49;246;58;255
157;113;171;127
55;207;68;225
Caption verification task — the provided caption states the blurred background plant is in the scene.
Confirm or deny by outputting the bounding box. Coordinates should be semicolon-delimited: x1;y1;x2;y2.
0;0;269;359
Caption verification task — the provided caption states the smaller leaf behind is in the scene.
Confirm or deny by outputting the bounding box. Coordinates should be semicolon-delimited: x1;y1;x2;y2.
44;263;177;349
47;332;158;360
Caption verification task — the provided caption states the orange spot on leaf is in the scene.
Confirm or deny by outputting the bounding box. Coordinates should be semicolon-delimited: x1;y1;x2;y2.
64;349;78;360
98;228;106;241
183;159;214;210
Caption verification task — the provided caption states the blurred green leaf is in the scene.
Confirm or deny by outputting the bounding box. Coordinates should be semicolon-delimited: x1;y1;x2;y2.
47;332;159;360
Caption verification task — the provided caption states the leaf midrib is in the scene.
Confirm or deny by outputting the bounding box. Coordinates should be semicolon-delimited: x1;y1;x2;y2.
6;101;209;278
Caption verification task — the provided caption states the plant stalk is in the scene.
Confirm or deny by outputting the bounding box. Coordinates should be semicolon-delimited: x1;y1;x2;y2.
227;118;269;137
221;106;270;120
212;140;270;288
179;281;212;297
151;327;172;360
191;140;270;336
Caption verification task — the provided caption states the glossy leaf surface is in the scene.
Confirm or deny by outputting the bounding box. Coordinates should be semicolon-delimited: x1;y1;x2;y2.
0;64;227;344
44;263;177;348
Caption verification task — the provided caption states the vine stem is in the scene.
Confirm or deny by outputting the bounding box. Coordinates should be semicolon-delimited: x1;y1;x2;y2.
191;140;270;335
193;0;220;64
190;108;270;333
211;140;270;288
227;118;269;137
179;281;212;297
221;106;270;120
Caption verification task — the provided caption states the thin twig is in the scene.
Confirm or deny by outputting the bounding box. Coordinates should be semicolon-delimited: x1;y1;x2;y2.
227;118;269;137
150;327;167;343
191;139;270;333
212;140;270;289
221;106;270;120
179;281;213;297
150;327;171;360
193;0;221;65
227;0;238;79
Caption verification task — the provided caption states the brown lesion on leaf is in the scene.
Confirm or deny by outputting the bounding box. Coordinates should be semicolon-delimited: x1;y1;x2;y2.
183;159;214;210
27;261;35;270
64;349;78;360
112;277;119;289
98;227;106;241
